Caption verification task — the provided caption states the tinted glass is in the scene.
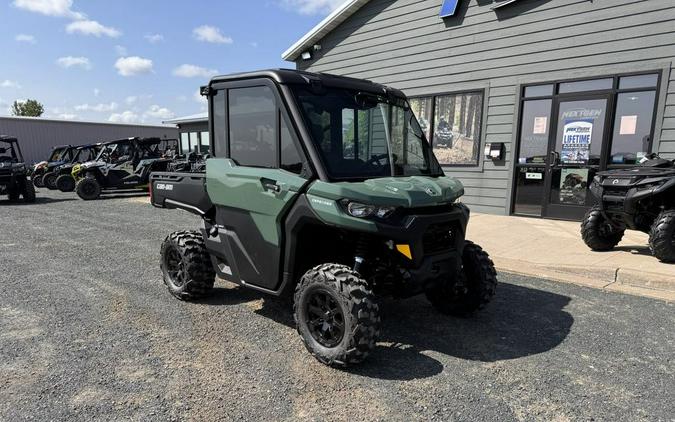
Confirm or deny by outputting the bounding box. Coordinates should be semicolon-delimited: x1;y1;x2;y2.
212;89;226;156
280;116;304;175
555;99;607;166
433;92;483;165
619;74;658;90
524;84;553;98
558;78;613;93
609;91;656;164
229;86;277;168
408;97;433;140
518;99;551;164
293;87;441;179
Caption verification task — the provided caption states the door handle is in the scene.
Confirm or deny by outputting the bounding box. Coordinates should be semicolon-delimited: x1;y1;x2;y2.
549;151;558;166
261;178;281;193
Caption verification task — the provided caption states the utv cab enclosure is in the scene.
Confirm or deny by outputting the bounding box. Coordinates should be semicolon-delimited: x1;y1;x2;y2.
73;137;176;200
48;143;103;192
32;144;75;188
150;70;497;367
0;136;36;203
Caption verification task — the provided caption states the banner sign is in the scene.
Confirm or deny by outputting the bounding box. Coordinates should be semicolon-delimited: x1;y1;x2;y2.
561;119;593;164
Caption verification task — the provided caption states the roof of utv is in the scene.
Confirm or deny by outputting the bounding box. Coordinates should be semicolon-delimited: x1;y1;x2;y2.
0;135;18;143
208;68;405;98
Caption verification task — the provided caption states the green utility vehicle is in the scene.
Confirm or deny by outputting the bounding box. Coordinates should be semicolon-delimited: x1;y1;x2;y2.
150;70;497;367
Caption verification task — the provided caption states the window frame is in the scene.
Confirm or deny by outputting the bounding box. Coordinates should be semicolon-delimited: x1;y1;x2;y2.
408;88;486;167
208;78;311;176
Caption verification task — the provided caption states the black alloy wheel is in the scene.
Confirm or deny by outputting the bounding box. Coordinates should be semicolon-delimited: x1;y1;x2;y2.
305;289;346;348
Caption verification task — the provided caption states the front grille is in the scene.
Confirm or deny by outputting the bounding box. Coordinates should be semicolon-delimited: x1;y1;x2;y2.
422;222;456;255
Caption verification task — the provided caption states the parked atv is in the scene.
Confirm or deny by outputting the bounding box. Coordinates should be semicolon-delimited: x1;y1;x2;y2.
434;126;454;149
0;136;36;203
166;152;208;173
51;143;102;192
582;155;675;262
31;145;75;188
150;70;497;367
72;137;175;200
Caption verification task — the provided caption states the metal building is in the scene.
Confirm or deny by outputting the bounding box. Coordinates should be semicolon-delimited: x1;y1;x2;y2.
0;116;178;164
283;0;675;220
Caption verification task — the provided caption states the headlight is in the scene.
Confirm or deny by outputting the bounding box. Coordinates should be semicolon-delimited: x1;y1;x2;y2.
342;200;397;219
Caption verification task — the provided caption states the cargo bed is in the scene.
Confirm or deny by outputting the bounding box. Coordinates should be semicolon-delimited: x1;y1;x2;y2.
150;172;213;216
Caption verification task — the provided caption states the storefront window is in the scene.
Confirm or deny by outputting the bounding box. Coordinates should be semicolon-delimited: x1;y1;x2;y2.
524;84;553;98
200;131;210;154
180;133;189;154
518;99;551;164
609;91;656;164
558;78;613;94
432;91;483;165
619;74;658;90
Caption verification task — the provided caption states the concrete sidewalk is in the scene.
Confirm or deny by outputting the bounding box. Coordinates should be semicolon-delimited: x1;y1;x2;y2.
467;213;675;302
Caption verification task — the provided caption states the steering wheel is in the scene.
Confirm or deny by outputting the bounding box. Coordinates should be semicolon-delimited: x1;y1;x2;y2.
365;153;389;167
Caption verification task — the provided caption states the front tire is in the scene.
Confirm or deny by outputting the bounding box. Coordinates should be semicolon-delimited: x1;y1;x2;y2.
22;180;36;203
56;174;76;192
160;231;215;300
75;177;101;200
426;241;497;316
581;206;625;251
43;172;58;190
649;210;675;263
294;264;380;367
32;173;44;188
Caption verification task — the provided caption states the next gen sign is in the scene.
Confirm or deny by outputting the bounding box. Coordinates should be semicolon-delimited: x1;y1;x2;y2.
440;0;520;18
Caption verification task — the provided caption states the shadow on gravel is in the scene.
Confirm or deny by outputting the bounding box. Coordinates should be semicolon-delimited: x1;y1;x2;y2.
194;281;573;381
0;196;78;206
350;282;573;380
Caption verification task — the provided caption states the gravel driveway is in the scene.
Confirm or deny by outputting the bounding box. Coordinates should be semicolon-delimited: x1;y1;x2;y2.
1;191;673;421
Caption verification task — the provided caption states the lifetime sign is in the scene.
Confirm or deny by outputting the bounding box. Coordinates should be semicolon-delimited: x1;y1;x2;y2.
440;0;520;18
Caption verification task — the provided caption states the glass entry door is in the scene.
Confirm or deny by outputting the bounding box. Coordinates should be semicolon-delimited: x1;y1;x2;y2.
543;95;611;220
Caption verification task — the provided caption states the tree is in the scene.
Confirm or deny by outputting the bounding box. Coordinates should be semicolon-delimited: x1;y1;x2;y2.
11;99;44;117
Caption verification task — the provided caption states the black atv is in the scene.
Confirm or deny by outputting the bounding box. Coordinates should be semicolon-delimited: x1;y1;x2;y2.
0;136;36;203
582;155;675;262
167;152;208;173
31;145;75;188
51;143;103;192
72;137;177;200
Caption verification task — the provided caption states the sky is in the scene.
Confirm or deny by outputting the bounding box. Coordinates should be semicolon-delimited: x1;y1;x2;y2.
0;0;344;124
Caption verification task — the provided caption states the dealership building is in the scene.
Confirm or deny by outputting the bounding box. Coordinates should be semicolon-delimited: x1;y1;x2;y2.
278;0;675;220
0;116;177;164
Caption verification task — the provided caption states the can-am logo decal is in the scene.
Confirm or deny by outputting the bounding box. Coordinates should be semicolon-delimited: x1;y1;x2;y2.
440;0;521;18
156;183;174;191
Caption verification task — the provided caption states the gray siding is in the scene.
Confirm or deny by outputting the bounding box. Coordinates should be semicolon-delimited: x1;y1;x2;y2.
0;117;178;164
297;0;675;215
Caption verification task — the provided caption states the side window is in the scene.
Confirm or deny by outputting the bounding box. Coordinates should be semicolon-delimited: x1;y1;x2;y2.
229;86;276;168
281;115;303;174
212;89;226;157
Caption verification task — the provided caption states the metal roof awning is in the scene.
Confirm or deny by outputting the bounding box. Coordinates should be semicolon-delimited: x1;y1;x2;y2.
163;113;208;125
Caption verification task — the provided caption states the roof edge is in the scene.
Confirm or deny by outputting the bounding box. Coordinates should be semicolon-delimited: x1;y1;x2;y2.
281;0;370;62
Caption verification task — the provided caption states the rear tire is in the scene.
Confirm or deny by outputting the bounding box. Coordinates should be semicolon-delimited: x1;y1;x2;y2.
43;172;58;190
581;206;625;251
425;241;498;316
649;210;675;263
294;264;380;367
56;174;76;192
160;231;215;300
75;177;101;200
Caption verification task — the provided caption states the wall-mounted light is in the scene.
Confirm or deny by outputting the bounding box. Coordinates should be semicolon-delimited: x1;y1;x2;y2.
301;51;312;61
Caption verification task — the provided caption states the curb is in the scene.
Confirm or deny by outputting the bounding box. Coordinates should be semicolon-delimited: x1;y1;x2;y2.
493;257;675;302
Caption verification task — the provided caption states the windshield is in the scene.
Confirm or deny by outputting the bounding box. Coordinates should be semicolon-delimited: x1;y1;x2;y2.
96;142;133;163
74;146;100;163
0;142;19;163
293;87;442;180
49;147;68;162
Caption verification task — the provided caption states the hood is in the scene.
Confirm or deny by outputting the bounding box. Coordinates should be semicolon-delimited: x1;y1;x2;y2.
307;175;464;208
80;160;106;169
598;166;675;179
0;162;26;171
